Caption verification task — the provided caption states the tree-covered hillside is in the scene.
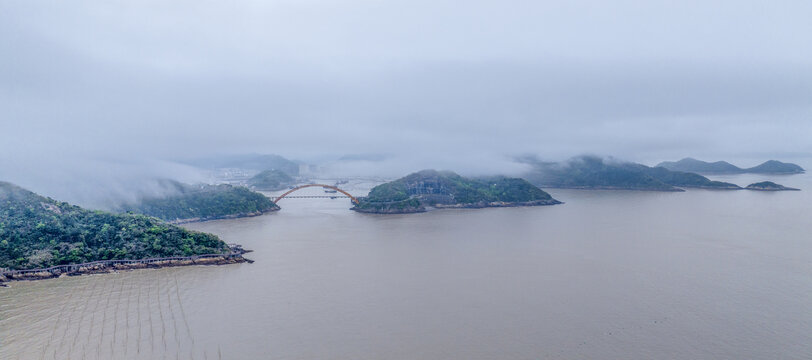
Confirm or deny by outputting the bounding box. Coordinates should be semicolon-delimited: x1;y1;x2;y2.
624;164;741;189
0;182;230;270
354;170;560;213
119;182;278;222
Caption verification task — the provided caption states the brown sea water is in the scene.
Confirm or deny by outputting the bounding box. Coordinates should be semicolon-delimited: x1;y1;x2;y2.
2;172;811;359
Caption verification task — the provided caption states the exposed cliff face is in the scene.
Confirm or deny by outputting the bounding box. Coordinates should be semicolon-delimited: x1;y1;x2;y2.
352;170;560;214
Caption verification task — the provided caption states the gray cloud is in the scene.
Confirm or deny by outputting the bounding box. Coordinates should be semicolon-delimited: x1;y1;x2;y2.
1;0;811;204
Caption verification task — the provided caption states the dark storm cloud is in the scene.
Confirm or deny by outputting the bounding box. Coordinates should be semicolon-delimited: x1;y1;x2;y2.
1;0;811;203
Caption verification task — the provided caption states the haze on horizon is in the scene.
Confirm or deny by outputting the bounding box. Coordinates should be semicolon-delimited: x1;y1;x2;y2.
1;0;811;205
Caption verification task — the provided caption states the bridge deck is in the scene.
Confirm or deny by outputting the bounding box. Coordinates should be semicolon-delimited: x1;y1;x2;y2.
273;184;359;204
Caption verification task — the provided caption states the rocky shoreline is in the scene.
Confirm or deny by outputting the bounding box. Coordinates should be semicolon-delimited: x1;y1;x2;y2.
434;199;563;209
167;208;279;224
538;185;686;192
745;181;800;191
0;252;252;286
353;198;562;214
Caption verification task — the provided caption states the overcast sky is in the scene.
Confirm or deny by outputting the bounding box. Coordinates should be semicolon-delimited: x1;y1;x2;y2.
1;1;811;202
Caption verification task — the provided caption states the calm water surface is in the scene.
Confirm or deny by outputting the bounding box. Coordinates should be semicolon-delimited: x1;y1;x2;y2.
2;172;812;359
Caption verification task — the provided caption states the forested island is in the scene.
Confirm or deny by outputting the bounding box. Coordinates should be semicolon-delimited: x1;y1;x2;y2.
248;169;296;191
352;170;561;214
521;156;741;191
118;181;278;223
0;181;241;273
745;181;800;191
657;158;805;175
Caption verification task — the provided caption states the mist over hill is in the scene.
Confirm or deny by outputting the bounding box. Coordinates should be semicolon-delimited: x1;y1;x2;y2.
657;158;805;174
180;154;301;176
0;181;230;270
521;155;741;191
118;181;279;223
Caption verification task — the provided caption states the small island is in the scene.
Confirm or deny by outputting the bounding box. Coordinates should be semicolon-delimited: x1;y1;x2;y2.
0;181;248;283
745;181;800;191
118;181;279;223
248;169;296;191
352;170;561;214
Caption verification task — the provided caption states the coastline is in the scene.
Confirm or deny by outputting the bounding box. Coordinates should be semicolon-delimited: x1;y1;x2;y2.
536;185;686;192
535;185;749;191
0;248;252;286
433;199;563;209
745;187;801;191
352;198;562;214
166;207;279;224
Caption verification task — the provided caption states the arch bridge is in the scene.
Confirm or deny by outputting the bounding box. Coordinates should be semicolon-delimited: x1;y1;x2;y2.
273;184;359;204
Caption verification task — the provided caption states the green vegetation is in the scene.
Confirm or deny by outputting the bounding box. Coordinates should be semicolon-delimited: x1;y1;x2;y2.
119;182;278;222
523;156;741;191
657;158;805;175
525;156;676;191
248;169;295;191
352;197;424;213
625;164;742;189
0;182;230;270
354;170;560;213
365;180;410;202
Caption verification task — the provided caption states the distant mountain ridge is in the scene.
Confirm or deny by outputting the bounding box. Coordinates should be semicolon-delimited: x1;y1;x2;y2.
522;156;742;191
181;153;300;176
657;158;805;174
